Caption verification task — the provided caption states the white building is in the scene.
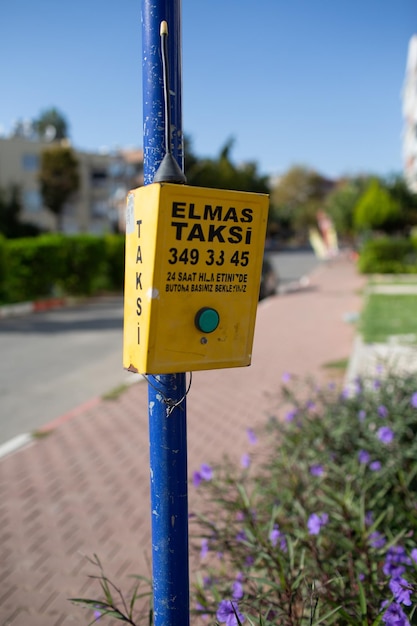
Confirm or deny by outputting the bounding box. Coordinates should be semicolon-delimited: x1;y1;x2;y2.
403;34;417;193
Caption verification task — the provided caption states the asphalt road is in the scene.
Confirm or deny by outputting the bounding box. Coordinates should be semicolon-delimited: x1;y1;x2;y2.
0;250;319;445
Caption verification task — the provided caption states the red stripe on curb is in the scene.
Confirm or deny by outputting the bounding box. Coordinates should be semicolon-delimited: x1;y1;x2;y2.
33;298;67;312
39;396;101;433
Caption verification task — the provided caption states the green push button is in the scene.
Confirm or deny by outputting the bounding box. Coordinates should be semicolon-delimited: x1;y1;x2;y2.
195;307;220;333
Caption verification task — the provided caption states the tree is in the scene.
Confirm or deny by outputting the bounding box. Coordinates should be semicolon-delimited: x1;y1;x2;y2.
270;165;334;237
354;178;401;233
34;108;69;142
0;185;42;238
324;177;369;239
384;175;417;231
39;145;80;231
185;137;270;194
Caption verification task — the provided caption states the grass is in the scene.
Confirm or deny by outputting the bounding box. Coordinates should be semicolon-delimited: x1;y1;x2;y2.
102;383;130;401
322;357;349;370
360;293;417;343
32;429;54;439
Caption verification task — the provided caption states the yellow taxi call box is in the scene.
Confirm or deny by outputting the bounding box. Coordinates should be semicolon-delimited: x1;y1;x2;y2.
123;183;269;374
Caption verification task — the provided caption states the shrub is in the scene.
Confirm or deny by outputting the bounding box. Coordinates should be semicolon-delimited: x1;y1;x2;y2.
354;179;401;232
358;237;416;274
0;234;7;301
0;234;125;303
73;372;417;626
58;235;108;295
190;372;417;625
104;234;125;292
5;235;65;302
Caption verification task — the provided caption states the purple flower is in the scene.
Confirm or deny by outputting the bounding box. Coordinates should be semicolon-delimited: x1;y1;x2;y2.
411;548;417;563
241;453;250;469
378;405;388;418
269;525;280;547
195;602;209;620
307;513;329;535
193;463;213;486
246;428;257;445
365;511;374;526
358;450;371;464
236;530;247;542
341;387;350;399
383;546;411;578
373;379;382;390
382;601;410;625
232;581;244;600
309;464;324;476
216;600;245;626
370;460;382;471
282;372;291;383
389;577;412;606
358;409;367;422
411;392;417;408
200;463;213;480
285;409;298;422
201;538;209;559
378;426;394;444
369;531;386;549
94;609;102;621
269;524;287;551
353;377;362;395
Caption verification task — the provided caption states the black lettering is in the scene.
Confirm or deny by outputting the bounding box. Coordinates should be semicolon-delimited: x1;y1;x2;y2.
227;226;243;244
136;297;142;316
136;245;142;263
208;224;226;242
136;272;142;290
223;207;238;222
187;223;205;241
241;208;253;223
203;204;222;220
172;201;186;218
137;324;140;344
171;221;188;240
245;228;252;245
189;203;201;219
136;219;142;237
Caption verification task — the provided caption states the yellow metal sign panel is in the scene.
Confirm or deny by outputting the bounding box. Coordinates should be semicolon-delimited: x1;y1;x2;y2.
123;183;269;374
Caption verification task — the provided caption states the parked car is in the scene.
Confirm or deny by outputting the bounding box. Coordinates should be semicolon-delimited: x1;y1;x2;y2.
259;254;279;300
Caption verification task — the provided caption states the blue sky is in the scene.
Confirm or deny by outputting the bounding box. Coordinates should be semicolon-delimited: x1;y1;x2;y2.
1;1;415;180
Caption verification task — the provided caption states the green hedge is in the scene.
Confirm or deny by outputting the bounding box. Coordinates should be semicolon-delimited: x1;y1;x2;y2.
358;236;417;274
0;234;125;304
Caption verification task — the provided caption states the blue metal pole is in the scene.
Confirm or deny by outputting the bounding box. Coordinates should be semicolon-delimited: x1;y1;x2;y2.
141;2;189;626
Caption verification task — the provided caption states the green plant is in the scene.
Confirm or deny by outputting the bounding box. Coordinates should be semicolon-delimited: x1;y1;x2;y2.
0;234;125;303
354;179;401;233
70;555;152;625
5;235;65;302
58;235;108;295
189;372;417;625
358;238;416;274
104;234;125;291
74;373;417;626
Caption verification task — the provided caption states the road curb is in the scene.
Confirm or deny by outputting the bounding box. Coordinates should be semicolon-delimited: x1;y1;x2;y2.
0;296;77;318
0;433;33;460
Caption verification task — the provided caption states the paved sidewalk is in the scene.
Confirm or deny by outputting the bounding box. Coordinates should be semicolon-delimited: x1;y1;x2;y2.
0;255;365;626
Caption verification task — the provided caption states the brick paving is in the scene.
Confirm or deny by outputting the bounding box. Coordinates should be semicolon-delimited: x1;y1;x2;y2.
0;255;365;625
